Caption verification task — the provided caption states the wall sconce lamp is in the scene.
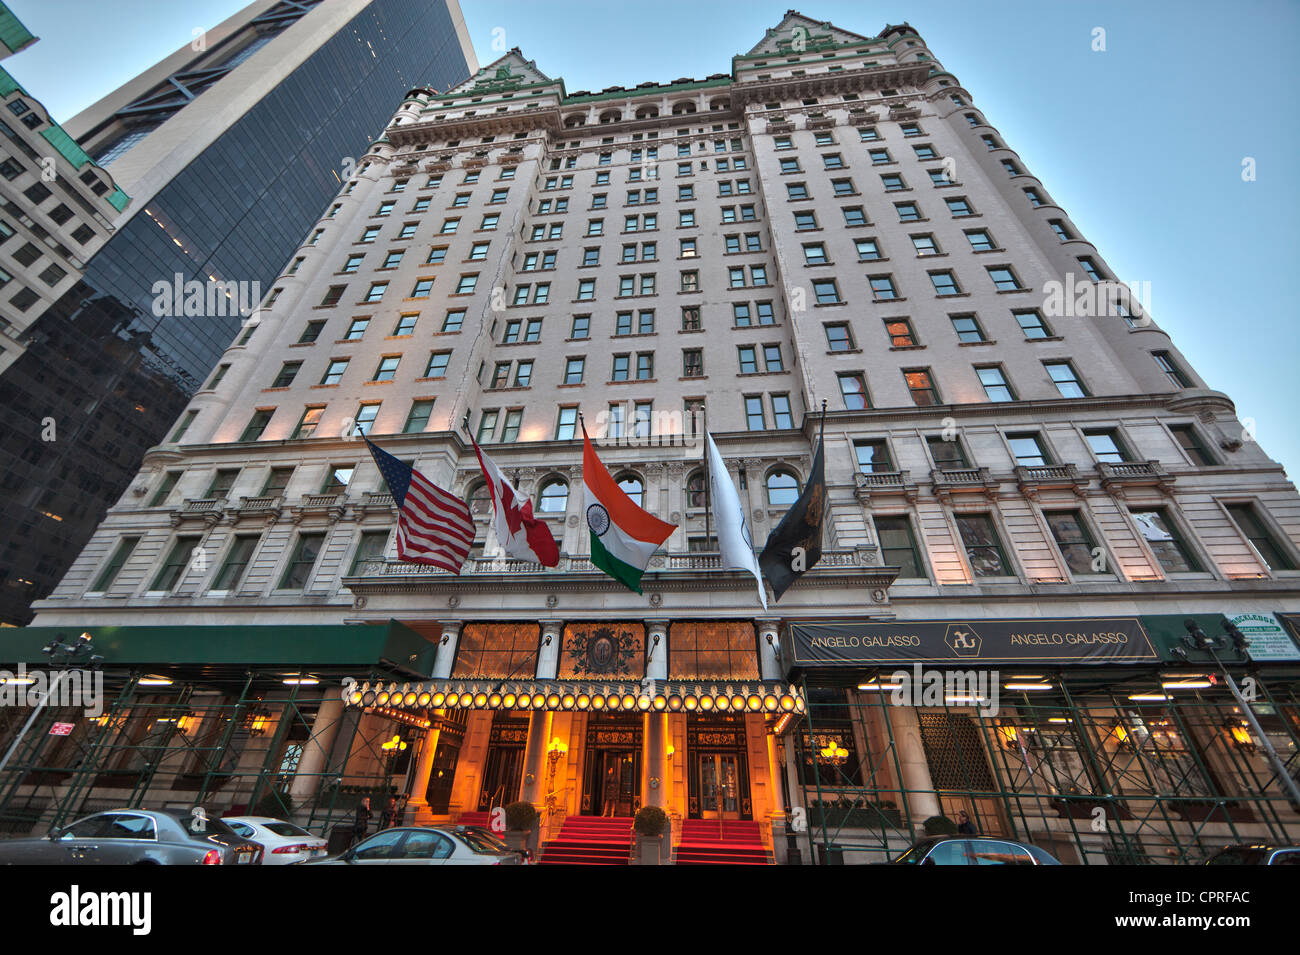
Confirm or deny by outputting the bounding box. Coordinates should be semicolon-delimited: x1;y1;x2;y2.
1223;718;1256;754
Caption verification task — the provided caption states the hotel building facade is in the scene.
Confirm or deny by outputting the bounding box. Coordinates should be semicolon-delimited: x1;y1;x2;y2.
3;12;1298;865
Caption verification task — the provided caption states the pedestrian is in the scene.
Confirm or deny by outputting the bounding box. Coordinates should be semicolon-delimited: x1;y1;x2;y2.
956;809;977;834
601;764;619;817
380;795;399;830
353;796;372;843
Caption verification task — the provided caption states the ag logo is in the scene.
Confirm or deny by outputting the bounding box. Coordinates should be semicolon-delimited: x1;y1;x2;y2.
944;624;982;657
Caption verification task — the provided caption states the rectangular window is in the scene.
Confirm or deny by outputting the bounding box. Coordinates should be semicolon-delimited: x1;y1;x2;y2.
875;516;925;578
927;435;969;469
987;267;1022;291
349;530;390;575
1131;509;1200;573
1226;503;1295;571
92;537;141;592
352;403;381;436
771;394;793;429
950;314;985;343
813;279;841;304
298;321;326;344
442;310;465;332
744;395;765;431
149;472;181;507
1014;309;1051;339
904;369;940;406
239;409;274;442
825;323;853;351
364;282;388;302
1046;511;1102;575
565;357;585;384
854;439;894;473
856;238;882;260
1045;361;1088;398
424;351;450;378
404;399;435;433
152;537;202;592
501;409;523;443
556;406;578;440
373;356;400;381
279;533;326;590
1084;429;1129;463
956;514;1012;577
1170;425;1215;466
169;410;198;443
1153;351;1192;388
838;373;869;410
885;319;916;347
976;365;1015;402
477;410;499;442
1008;433;1050;466
212;535;260;591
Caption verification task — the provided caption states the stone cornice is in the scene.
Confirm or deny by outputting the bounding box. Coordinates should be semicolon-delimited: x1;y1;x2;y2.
731;62;931;107
387;107;564;149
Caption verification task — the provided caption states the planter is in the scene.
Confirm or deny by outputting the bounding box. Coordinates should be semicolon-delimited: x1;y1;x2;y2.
633;830;669;865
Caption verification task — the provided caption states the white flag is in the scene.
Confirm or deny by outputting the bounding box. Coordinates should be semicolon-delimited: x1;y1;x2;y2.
706;432;768;611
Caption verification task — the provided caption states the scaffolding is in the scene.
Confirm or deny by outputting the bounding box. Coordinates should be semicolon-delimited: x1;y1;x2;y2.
0;667;423;839
793;665;1300;864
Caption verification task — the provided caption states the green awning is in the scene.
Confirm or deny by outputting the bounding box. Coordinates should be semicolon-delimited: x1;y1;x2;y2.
0;620;435;677
0;3;37;58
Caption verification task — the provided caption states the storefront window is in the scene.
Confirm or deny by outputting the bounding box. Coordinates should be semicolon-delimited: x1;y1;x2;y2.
451;623;540;678
668;622;759;680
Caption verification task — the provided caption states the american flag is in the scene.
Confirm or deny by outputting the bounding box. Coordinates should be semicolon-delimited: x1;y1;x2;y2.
365;438;475;573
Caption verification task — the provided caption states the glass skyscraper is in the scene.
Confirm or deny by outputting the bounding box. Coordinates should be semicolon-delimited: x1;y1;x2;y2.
0;0;475;624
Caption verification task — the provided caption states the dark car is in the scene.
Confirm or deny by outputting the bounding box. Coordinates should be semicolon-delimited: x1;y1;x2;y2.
1204;844;1300;865
0;808;263;865
302;825;526;865
891;835;1063;865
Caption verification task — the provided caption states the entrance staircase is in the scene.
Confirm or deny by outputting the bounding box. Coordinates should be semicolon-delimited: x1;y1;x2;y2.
454;811;493;828
537;815;633;865
675;819;773;865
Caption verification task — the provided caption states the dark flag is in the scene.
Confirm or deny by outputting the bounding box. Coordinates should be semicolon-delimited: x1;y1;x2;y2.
758;425;826;602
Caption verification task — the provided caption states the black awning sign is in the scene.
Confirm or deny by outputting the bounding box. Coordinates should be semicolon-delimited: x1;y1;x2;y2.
790;617;1158;666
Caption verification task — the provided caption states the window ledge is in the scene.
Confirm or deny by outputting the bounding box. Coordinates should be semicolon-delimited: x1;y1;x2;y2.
959;340;997;347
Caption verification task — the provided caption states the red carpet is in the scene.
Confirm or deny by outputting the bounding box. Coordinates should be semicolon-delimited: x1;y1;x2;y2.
538;816;633;865
675;819;773;865
455;811;493;828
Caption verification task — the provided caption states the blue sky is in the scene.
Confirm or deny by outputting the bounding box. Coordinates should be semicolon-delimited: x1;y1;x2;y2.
7;0;1300;476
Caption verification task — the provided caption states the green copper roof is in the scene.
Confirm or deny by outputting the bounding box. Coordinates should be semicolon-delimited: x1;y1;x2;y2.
0;2;37;58
0;67;130;210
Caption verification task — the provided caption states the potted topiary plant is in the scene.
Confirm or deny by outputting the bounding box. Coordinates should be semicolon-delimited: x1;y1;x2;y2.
503;800;539;859
922;814;958;836
633;806;670;865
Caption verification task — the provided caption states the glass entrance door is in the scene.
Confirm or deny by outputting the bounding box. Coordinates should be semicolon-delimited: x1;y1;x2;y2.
593;750;637;817
698;753;741;819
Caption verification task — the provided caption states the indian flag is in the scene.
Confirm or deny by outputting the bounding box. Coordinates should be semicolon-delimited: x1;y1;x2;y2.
582;426;677;593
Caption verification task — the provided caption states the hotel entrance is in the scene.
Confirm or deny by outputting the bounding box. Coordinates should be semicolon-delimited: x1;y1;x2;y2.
581;714;642;816
477;715;528;811
687;715;752;820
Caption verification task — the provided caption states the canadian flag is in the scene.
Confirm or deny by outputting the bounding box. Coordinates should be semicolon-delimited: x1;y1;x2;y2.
470;436;560;566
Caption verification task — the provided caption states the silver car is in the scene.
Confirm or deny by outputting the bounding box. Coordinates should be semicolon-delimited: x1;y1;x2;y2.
891;835;1063;865
303;825;526;865
0;808;264;865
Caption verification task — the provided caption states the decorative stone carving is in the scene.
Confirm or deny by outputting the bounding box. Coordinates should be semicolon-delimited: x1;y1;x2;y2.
670;511;681;524
752;509;764;523
353;595;368;609
546;594;558;608
448;595;460;609
648;593;662;608
871;589;887;603
567;514;578;526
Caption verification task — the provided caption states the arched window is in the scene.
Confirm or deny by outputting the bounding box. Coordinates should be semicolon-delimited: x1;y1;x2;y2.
538;478;569;514
686;470;706;509
467;481;491;518
563;113;586;128
635;106;659;119
616;472;644;507
599;109;622;124
709;97;730;112
765;470;800;508
671;101;696;115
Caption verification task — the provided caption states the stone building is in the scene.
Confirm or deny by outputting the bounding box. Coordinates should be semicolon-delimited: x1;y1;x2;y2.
3;12;1297;865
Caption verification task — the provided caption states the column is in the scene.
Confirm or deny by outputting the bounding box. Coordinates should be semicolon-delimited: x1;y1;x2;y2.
288;697;344;805
643;711;667;808
887;705;943;822
404;724;442;810
536;620;562;680
519;709;550;806
432;620;462;679
756;618;782;680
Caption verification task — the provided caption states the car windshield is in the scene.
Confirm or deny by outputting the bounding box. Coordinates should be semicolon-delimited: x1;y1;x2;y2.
264;822;313;838
893;839;939;864
456;827;511;853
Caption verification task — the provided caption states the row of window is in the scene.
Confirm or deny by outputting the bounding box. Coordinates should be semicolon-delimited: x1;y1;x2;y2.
91;494;1296;599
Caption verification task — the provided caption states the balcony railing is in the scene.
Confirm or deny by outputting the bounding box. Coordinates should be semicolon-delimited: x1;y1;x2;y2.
1097;460;1175;497
1014;463;1088;498
930;466;998;500
853;469;916;503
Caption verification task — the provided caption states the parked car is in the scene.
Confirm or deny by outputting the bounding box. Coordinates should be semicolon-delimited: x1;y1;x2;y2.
223;816;327;865
302;824;527;865
890;835;1063;865
1204;844;1300;865
0;808;263;865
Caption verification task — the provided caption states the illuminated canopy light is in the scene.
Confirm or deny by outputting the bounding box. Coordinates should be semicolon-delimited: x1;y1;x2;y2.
763;694;778;711
684;695;698;711
620;694;636;710
592;694;606;710
489;693;503;708
474;693;488;708
668;695;683;711
403;692;419;706
417;692;432;707
445;692;460;708
431;692;446;708
546;693;561;709
503;692;517;708
577;694;590;710
653;695;667;711
779;695;795;711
